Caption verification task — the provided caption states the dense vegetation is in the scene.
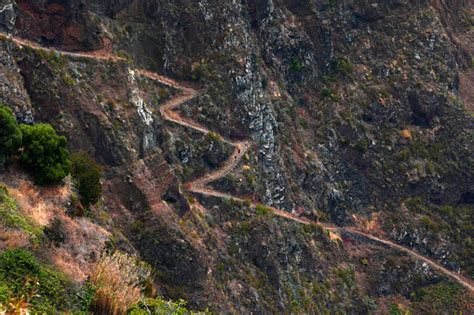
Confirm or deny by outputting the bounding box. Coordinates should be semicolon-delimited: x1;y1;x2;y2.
71;152;102;206
0;247;202;314
0;249;70;313
20;124;71;184
0;249;101;313
0;105;22;170
0;105;72;184
0;106;104;205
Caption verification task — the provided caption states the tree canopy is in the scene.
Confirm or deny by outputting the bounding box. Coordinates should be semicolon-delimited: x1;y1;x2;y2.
71;152;102;206
19;124;71;184
0;105;22;169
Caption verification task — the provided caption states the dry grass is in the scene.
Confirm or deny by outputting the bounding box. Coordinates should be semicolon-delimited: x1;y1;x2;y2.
90;251;152;315
0;227;30;250
351;213;383;234
400;129;413;140
8;179;71;227
50;216;109;281
328;230;342;243
0;173;109;282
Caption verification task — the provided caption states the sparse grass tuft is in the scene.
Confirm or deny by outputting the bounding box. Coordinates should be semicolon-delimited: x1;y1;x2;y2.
61;73;75;87
207;132;222;143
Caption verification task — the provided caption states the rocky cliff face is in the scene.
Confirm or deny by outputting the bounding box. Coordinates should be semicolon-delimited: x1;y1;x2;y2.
0;0;472;313
14;0;103;51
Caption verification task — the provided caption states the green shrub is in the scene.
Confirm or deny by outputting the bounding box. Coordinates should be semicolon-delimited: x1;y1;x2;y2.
71;152;102;206
74;280;97;312
332;267;355;288
0;249;70;313
0;105;22;169
255;204;272;216
19;124;71;184
396;149;410;162
320;88;341;102
207;132;222;143
129;297;208;314
0;283;8;306
34;49;67;73
290;57;303;72
420;215;438;231
61;73;75;87
389;303;410;315
332;58;353;74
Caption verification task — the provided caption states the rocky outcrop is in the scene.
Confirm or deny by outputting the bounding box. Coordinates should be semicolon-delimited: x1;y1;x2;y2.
14;0;103;51
0;39;34;123
0;1;15;31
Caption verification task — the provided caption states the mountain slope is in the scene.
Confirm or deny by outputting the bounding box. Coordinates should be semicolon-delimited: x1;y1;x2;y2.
0;0;472;313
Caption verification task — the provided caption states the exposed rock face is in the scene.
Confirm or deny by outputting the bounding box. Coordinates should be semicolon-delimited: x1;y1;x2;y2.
0;1;15;31
14;0;103;51
0;40;34;123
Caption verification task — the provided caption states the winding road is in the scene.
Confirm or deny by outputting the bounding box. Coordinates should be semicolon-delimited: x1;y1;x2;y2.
1;32;472;292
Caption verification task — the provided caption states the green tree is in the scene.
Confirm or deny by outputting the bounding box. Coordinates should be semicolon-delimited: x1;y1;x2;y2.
71;152;102;206
0;105;22;170
19;124;71;184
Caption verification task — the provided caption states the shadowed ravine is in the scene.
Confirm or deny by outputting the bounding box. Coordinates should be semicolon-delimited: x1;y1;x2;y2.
2;32;472;292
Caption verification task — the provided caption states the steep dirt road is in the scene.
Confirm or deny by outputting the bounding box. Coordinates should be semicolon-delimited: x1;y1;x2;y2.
0;32;122;61
340;228;474;292
2;32;472;292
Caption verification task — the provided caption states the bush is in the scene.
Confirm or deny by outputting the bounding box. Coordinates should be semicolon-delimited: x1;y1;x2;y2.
71;152;102;207
19;124;71;184
74;280;97;312
0;105;22;170
290;57;303;72
332;58;353;74
420;215;438;231
207;132;222;143
255;204;272;216
0;249;70;313
320;88;341;102
389;303;409;315
129;297;207;314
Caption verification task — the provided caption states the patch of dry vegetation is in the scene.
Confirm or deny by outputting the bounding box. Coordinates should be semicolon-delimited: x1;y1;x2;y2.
90;251;153;315
0;174;109;282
